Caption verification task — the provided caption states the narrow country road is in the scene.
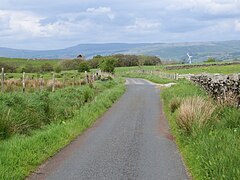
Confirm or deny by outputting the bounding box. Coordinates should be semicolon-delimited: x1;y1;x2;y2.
29;78;188;180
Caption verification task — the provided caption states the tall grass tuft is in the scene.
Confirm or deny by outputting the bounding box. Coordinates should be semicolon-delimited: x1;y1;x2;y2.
176;96;216;133
0;79;118;139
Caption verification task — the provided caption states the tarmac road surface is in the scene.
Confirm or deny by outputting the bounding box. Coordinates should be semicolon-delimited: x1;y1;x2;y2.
29;78;188;180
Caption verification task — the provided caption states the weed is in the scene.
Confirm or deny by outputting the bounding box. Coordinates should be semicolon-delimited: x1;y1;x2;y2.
176;96;216;133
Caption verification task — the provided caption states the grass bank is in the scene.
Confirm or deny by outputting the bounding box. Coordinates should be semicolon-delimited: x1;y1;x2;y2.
115;63;240;75
161;80;240;179
0;78;125;179
167;64;240;74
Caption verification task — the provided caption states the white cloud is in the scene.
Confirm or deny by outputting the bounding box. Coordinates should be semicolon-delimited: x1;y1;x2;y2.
0;0;240;49
126;18;160;32
0;10;72;38
235;20;240;32
86;6;115;20
0;9;100;42
165;0;240;16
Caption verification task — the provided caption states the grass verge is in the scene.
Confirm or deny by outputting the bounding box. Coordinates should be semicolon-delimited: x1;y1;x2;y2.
161;80;240;179
0;79;126;179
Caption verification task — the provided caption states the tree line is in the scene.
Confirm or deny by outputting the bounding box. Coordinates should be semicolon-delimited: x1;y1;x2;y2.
1;54;161;73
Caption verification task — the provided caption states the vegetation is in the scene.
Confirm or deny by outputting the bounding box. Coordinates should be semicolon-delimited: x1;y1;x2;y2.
0;57;60;73
99;57;117;73
204;57;217;63
115;62;240;75
78;61;90;72
176;96;216;133
166;64;240;74
0;78;125;179
161;80;240;179
59;59;84;70
88;54;162;69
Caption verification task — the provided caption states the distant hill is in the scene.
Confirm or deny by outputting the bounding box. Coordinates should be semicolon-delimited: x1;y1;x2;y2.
1;41;240;62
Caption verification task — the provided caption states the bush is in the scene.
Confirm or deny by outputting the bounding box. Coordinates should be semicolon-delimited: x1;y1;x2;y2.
78;61;90;72
41;63;54;72
99;57;116;73
54;65;62;73
59;59;83;70
176;96;216;133
204;58;216;63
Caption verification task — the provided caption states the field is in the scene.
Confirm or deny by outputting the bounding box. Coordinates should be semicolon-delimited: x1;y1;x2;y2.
0;57;60;67
116;62;240;75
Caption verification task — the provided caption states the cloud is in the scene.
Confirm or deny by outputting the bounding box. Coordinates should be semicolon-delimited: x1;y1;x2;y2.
0;10;72;38
86;6;115;20
235;20;240;32
126;18;160;32
0;0;240;49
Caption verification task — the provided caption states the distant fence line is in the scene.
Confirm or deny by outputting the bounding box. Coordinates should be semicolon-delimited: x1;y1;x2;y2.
122;69;193;80
165;61;240;70
0;68;110;93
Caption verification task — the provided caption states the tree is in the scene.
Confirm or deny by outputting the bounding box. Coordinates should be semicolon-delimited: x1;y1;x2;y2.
59;59;83;70
78;61;90;72
88;57;103;69
41;63;54;72
54;65;62;73
99;57;116;73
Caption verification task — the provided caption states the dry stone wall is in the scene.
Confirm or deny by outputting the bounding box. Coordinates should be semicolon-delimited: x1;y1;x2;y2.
190;73;240;107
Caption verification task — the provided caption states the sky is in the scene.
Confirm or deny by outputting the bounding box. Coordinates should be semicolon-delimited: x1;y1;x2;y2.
0;0;240;50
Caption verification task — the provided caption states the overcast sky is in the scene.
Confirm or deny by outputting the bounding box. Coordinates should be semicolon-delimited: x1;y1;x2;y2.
0;0;240;50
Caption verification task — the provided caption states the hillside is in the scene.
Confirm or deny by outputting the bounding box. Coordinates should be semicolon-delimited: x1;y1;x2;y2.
1;41;240;62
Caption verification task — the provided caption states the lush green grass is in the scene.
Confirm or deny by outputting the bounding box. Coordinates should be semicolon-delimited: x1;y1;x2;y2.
161;80;240;179
116;62;240;75
0;79;120;139
0;57;60;67
167;64;240;74
0;78;125;179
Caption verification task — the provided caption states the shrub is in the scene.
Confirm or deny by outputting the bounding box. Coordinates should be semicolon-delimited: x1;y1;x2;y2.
78;61;90;72
204;58;216;63
54;65;62;73
99;57;116;73
176;96;216;133
41;63;54;72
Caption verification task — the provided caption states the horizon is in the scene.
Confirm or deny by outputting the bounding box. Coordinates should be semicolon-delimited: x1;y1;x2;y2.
1;0;240;50
1;39;240;51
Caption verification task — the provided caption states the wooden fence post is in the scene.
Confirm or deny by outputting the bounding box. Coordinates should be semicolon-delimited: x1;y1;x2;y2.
85;71;89;84
73;76;76;86
22;72;26;92
1;67;4;92
63;74;66;87
176;73;179;80
40;76;44;91
52;72;55;92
